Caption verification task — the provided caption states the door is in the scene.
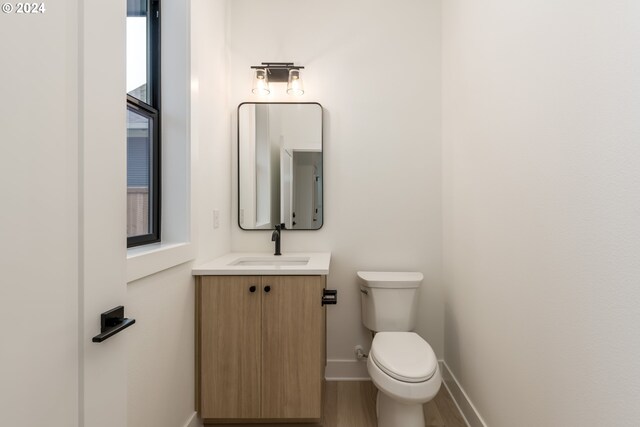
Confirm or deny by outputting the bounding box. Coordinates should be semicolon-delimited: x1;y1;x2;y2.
1;1;129;427
261;276;325;419
199;276;261;419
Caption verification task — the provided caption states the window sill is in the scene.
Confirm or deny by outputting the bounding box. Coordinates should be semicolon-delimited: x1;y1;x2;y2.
127;242;195;283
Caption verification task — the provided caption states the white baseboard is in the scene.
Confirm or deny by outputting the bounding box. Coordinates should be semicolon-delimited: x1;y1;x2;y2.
325;359;370;381
181;411;201;427
440;361;487;427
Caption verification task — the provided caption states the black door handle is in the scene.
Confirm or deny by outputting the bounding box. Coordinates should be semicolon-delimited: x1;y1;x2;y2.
264;285;271;293
92;306;135;343
249;285;257;293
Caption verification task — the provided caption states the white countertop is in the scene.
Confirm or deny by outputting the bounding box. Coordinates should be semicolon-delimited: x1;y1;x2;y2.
192;252;331;276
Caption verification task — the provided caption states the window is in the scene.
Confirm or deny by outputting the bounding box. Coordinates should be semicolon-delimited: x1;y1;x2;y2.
127;0;160;247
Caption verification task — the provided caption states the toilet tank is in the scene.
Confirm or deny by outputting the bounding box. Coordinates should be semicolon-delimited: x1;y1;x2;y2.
357;271;423;332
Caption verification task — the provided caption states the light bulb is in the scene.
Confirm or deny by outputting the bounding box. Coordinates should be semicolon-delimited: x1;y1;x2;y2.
252;69;270;95
287;69;304;96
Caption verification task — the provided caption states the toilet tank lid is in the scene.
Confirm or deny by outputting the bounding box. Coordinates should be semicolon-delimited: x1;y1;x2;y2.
357;271;424;288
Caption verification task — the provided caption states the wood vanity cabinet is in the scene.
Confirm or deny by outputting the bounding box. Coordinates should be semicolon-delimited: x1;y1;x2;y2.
196;275;326;423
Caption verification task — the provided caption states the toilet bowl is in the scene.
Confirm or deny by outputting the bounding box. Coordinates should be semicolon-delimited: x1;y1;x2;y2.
367;332;441;427
357;271;442;427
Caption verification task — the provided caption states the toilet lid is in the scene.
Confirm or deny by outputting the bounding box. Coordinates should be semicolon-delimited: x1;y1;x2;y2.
370;332;437;383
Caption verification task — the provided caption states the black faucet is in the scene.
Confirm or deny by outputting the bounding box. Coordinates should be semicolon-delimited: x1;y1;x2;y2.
271;223;285;256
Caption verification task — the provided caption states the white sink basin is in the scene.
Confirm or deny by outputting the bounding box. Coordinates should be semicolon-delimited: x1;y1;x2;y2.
192;252;331;276
230;257;310;267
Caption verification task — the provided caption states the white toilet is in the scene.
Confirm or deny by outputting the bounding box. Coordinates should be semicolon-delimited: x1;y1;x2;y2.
358;271;441;427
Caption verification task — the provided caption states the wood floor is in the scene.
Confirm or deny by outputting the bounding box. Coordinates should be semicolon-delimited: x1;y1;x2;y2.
323;381;467;427
210;381;467;427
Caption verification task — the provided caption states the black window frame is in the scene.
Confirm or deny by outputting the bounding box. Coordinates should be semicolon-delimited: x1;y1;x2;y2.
127;0;161;248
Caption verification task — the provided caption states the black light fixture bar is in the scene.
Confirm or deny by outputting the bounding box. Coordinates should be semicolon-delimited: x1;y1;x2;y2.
250;62;305;82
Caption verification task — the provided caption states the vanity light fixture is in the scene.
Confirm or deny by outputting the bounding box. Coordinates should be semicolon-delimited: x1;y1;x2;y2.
250;62;305;96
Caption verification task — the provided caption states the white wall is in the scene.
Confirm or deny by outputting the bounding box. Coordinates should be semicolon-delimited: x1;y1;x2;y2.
239;104;258;228
443;1;640;425
276;104;322;151
127;264;196;427
255;106;271;227
228;0;443;374
126;1;231;427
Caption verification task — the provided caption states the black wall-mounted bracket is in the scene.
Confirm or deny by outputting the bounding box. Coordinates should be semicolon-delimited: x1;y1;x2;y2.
322;289;337;306
250;62;305;82
92;306;136;343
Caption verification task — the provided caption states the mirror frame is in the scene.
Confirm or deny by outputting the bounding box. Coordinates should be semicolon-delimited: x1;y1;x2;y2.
237;101;324;231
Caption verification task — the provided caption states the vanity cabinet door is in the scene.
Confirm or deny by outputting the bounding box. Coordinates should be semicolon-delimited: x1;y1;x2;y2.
199;276;262;419
261;275;325;419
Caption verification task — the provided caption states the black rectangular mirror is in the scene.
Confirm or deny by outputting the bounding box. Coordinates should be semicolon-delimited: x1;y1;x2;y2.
238;102;323;230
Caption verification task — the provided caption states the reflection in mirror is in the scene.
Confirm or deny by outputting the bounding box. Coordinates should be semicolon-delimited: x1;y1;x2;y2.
238;103;323;230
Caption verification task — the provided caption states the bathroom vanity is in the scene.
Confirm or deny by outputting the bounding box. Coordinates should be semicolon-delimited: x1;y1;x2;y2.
193;252;331;424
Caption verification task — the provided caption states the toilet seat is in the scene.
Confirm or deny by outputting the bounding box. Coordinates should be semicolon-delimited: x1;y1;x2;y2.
370;332;437;383
367;347;442;405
